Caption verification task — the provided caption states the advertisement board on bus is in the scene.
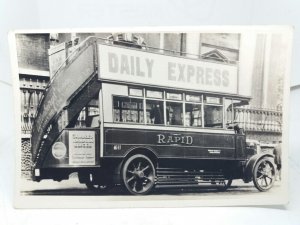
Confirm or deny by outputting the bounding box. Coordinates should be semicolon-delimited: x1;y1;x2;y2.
98;44;239;95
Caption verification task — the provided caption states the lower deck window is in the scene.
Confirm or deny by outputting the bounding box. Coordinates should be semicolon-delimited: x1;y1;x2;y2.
110;88;240;129
204;105;223;128
185;103;202;127
166;102;183;125
147;100;164;124
113;97;144;123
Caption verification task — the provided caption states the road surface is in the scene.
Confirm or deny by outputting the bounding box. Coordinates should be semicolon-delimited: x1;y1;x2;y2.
20;176;283;197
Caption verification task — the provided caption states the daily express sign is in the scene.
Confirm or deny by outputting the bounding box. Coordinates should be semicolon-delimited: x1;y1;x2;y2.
98;45;238;94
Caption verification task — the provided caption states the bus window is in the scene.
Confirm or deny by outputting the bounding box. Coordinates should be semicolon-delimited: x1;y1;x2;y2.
204;105;223;128
166;102;183;126
113;96;144;123
203;95;223;128
185;103;202;127
147;100;164;125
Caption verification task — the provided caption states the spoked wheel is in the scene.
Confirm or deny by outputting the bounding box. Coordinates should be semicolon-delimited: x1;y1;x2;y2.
216;179;232;191
253;157;276;192
122;154;156;195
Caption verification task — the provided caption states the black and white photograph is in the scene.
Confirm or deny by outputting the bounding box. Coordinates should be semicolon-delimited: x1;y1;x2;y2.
10;27;292;208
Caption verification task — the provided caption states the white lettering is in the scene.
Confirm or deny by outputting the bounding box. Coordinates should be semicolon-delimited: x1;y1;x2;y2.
157;134;165;144
100;45;237;94
120;54;130;75
145;59;154;78
157;134;193;145
108;53;118;73
168;62;176;81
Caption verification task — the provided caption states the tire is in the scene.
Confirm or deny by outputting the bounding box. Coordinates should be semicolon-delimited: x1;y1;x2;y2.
253;157;276;192
122;154;156;195
216;179;232;191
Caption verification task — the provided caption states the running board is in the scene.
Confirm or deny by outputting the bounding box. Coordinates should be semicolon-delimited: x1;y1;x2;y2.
155;168;227;188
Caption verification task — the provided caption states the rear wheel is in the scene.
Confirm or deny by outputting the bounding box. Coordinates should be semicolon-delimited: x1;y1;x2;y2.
253;157;276;192
122;154;156;195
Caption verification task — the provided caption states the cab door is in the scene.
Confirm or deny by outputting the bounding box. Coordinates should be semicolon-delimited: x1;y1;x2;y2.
235;135;246;159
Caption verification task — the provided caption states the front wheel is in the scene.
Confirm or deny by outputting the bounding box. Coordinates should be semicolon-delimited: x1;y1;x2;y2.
253;157;276;192
122;154;156;195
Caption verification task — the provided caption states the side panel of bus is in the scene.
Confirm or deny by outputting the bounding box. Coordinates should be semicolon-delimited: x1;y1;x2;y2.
103;126;236;160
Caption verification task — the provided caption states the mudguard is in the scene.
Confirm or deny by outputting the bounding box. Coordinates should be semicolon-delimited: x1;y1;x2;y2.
243;153;274;183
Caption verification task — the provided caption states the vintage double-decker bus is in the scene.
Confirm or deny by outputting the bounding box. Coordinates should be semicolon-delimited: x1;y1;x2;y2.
30;36;276;195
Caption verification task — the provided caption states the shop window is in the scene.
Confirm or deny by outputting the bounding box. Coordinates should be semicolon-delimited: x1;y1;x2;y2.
185;103;202;127
204;105;223;128
166;102;183;126
113;97;144;123
146;100;164;124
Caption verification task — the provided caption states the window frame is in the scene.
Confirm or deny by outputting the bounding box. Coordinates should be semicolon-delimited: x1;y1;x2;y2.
112;94;145;124
166;99;184;127
145;91;166;125
202;95;225;129
110;86;234;130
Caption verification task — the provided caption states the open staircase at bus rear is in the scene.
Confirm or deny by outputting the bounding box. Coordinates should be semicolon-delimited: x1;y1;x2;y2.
155;168;229;189
31;37;100;169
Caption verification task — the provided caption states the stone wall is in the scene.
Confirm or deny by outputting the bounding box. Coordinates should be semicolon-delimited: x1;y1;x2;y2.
21;138;32;179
